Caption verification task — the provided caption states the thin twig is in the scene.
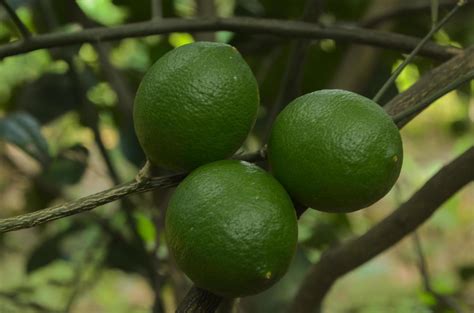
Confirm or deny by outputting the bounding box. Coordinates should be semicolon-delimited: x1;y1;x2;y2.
61;6;170;310
195;0;216;41
0;17;461;60
412;232;431;291
431;0;440;27
0;173;186;233
263;0;323;142
412;233;462;313
151;0;163;20
392;69;474;124
0;0;31;39
385;46;474;125
63;230;107;312
0;147;267;234
373;1;465;103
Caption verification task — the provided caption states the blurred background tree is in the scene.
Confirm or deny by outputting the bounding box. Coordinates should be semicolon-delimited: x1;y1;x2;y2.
0;0;473;313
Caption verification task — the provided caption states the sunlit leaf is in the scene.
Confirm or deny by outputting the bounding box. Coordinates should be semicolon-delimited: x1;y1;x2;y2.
169;32;194;48
77;0;128;26
134;212;157;247
393;60;420;93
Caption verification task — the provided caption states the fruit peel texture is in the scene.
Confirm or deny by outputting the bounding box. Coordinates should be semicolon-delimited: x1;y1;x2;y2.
165;160;298;297
134;42;259;171
268;89;403;212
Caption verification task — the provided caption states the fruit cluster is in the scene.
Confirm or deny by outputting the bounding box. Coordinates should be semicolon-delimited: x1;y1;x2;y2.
133;42;403;298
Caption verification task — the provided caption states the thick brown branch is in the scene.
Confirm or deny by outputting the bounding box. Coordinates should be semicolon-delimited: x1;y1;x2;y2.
0;173;185;233
176;286;223;313
289;146;474;313
0;17;460;60
385;46;474;126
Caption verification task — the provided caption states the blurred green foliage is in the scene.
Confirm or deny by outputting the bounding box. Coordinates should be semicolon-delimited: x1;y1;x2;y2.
0;1;473;313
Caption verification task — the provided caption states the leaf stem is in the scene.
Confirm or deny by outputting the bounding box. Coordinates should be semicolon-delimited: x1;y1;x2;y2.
0;0;31;39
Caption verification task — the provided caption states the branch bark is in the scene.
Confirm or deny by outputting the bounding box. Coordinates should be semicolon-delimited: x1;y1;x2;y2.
0;17;460;60
386;46;474;127
0;173;185;233
0;149;267;234
289;146;474;313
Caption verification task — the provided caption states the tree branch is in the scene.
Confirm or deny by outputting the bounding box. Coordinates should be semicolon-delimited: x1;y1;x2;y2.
263;0;323;142
0;146;267;234
412;232;462;313
372;0;464;103
171;44;474;309
0;0;31;39
151;0;163;20
289;146;474;313
0;17;461;60
0;173;186;233
386;46;474;127
195;0;216;41
393;69;474;124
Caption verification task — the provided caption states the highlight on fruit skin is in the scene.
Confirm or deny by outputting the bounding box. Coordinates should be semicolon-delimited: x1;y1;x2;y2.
268;89;403;213
133;41;259;171
165;160;298;297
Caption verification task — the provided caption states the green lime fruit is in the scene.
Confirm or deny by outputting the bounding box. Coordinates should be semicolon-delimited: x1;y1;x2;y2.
133;42;259;171
268;89;403;213
165;160;298;297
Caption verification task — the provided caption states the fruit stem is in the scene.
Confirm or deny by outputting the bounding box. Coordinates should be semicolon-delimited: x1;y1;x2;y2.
392;69;474;124
136;160;153;182
372;0;466;104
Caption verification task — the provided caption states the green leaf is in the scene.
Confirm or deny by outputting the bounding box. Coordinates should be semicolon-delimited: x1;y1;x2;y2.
134;212;157;246
26;223;85;273
40;144;89;186
118;120;145;167
16;73;80;125
299;211;351;250
458;264;474;281
0;112;50;165
103;236;150;276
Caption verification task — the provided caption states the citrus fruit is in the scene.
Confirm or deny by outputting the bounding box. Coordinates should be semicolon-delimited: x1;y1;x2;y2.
268;89;403;213
133;42;259;171
165;160;298;297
